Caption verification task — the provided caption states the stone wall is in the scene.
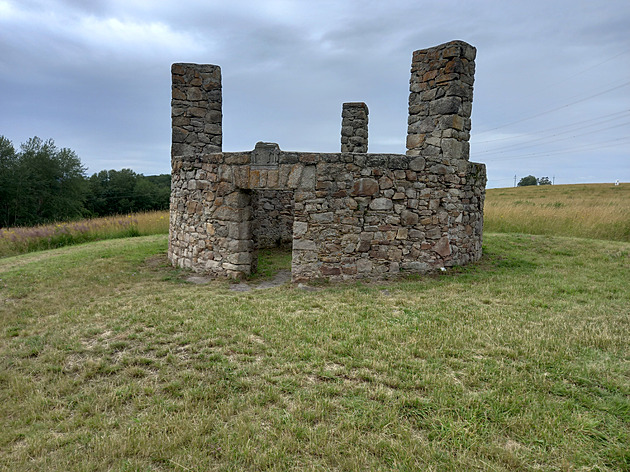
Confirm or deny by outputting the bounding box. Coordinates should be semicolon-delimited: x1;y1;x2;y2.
168;40;486;282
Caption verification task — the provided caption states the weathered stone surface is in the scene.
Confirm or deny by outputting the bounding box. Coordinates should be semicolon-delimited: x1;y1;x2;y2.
293;239;317;250
169;41;485;282
351;178;379;196
433;236;451;257
400;210;419;226
369;198;394;211
251;142;280;167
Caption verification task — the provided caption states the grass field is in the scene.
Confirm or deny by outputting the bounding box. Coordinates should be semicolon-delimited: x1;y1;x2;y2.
484;183;630;242
0;211;169;258
1;232;628;470
0;184;626;260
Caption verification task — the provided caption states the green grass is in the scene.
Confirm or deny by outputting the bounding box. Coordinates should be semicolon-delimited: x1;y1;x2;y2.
484;183;630;242
249;247;293;280
1;233;628;470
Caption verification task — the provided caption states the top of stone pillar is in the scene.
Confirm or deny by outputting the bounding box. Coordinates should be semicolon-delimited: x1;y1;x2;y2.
406;40;476;160
341;102;369;153
343;102;369;113
411;40;476;64
171;62;222;157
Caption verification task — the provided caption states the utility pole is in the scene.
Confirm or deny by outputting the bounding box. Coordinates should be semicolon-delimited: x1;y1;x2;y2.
514;175;517;187
552;175;555;185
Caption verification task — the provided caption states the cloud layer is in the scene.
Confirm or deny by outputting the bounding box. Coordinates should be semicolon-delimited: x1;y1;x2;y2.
1;0;629;186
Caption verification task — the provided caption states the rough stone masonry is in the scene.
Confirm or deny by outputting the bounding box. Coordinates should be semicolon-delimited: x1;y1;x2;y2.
169;40;486;282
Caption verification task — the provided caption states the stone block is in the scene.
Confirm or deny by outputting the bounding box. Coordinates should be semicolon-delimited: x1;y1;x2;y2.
294;239;317;251
409;157;426;171
233;166;250;188
401;261;429;272
293;221;308;236
227;252;253;265
299;166;316;189
357;259;373;273
227;221;252;239
433;236;451;257
286;165;303;188
369;198;393;211
311;212;333;223
351;178;379;196
320;265;341;276
400;210;419;226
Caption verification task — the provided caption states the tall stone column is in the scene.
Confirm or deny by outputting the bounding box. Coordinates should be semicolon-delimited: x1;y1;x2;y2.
406;40;476;161
171;63;222;158
341;102;369;153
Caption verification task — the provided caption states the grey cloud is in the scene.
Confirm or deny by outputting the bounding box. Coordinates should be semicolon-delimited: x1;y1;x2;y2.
0;0;628;185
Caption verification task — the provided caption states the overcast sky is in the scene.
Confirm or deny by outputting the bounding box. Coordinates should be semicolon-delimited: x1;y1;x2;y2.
1;0;628;187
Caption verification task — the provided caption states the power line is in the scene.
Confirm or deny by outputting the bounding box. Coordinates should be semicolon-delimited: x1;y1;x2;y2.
476;119;630;157
543;51;630;89
479;135;630;162
472;109;630;145
475;80;630;136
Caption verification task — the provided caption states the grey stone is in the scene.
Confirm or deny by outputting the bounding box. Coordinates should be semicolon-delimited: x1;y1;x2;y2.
169;41;485;282
369;198;393;211
409;157;426;171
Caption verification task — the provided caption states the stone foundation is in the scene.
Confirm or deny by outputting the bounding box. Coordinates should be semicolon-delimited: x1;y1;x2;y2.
168;40;486;282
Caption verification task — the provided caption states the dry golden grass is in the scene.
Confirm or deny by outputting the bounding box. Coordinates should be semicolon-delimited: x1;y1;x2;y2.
0;211;169;257
132;210;170;235
484;183;630;242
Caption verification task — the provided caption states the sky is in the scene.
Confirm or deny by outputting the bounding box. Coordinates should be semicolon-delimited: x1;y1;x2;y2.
0;0;629;188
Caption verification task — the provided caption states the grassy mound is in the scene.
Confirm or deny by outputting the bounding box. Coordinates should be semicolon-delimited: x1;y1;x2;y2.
1;234;628;470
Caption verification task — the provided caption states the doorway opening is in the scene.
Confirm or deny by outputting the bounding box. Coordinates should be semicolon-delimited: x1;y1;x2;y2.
249;189;295;278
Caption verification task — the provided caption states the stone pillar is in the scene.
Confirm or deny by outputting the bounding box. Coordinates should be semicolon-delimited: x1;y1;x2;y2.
406;40;476;161
341;102;369;153
171;63;222;158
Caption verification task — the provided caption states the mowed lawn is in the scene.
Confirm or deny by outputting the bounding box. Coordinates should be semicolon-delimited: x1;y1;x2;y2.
1;231;628;470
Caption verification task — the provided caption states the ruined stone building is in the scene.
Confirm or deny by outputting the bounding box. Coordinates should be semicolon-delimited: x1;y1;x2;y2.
168;40;486;282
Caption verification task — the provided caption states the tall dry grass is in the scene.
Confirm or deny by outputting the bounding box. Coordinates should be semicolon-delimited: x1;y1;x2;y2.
0;211;169;258
484;183;630;242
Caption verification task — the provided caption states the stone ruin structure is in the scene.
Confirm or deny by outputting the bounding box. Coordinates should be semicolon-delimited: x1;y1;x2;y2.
168;40;486;282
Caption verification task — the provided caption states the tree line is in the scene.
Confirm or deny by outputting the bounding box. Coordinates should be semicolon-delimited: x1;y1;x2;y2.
0;136;170;228
518;175;552;186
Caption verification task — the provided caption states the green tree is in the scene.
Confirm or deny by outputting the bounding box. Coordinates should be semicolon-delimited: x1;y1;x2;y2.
85;170;170;216
0;137;18;227
538;176;552;185
0;136;87;227
85;169;137;216
517;175;538;187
